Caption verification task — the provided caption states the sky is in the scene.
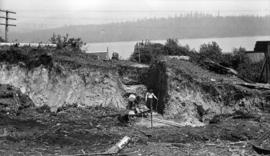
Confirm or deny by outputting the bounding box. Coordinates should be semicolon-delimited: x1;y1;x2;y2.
0;0;270;32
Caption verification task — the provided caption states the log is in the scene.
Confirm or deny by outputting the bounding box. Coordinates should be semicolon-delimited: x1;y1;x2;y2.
236;82;270;90
105;136;131;154
204;60;255;83
204;60;238;75
59;136;131;156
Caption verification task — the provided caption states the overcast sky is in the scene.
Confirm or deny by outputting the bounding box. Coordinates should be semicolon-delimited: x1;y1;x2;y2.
1;0;270;31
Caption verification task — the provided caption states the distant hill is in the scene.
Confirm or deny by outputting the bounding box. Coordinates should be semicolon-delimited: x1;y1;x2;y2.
9;15;270;43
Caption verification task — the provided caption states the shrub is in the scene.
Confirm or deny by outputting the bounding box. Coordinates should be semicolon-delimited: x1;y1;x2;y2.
130;38;192;64
199;41;222;63
163;38;190;56
130;41;163;64
231;47;263;82
237;60;263;82
49;33;84;51
112;52;119;60
217;47;262;82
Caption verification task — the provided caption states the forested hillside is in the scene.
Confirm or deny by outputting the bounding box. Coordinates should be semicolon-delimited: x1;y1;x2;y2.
10;15;270;42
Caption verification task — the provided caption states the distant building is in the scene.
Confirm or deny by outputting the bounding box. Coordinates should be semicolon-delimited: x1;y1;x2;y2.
87;51;109;60
86;47;110;60
245;41;270;63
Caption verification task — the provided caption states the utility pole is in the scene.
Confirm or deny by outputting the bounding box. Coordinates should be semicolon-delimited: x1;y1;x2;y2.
0;9;16;42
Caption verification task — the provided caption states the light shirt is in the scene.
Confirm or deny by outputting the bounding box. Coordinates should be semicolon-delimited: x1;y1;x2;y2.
146;92;157;99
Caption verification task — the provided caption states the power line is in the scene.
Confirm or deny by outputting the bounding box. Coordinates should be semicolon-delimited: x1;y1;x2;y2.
0;9;16;42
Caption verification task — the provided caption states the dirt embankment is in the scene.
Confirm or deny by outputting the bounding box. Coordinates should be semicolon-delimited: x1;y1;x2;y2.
0;47;268;126
0;47;149;111
147;58;268;126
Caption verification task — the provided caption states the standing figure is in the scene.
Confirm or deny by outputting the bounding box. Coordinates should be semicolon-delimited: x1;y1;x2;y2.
145;89;158;109
145;89;158;128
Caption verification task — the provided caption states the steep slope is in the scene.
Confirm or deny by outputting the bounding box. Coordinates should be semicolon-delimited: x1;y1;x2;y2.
0;64;125;111
0;47;148;111
148;58;267;126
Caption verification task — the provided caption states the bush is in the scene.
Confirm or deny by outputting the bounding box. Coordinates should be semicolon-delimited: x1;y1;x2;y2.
0;47;54;70
231;47;263;82
164;38;190;56
219;47;247;69
130;41;163;64
130;38;192;64
49;33;84;51
237;60;263;82
112;52;119;60
199;41;222;63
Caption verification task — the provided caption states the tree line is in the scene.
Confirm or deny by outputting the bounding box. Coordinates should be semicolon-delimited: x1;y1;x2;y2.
10;15;270;43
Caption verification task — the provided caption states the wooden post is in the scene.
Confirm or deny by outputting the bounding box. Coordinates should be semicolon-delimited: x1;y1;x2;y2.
138;41;142;63
150;99;153;128
5;11;8;42
0;10;16;42
259;59;267;82
106;47;109;60
156;93;159;111
265;52;269;83
268;44;270;83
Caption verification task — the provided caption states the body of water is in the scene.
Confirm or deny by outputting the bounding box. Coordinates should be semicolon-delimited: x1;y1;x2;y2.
82;36;270;59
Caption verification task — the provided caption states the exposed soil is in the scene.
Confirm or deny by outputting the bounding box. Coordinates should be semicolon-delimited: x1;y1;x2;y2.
0;105;268;155
0;47;269;155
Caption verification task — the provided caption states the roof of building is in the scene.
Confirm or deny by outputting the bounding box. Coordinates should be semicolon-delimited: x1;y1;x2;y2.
88;52;108;55
254;41;270;52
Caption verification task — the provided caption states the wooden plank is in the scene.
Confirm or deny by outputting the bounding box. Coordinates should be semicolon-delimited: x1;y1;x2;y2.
236;82;270;90
245;51;264;54
0;23;16;26
259;59;267;82
0;10;16;14
0;16;16;20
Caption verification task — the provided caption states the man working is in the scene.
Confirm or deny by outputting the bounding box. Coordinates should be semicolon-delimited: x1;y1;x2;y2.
145;89;158;108
145;89;158;128
127;93;138;124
